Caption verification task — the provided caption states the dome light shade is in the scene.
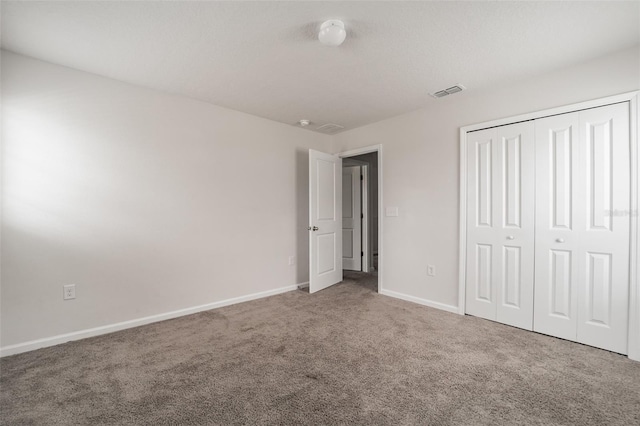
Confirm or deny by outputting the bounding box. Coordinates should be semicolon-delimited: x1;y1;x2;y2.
318;20;346;46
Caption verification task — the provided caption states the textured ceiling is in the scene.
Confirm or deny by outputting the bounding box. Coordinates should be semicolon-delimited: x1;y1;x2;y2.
2;1;639;133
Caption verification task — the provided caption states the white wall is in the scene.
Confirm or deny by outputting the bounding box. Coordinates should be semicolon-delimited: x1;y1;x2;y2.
332;46;640;310
2;45;639;352
1;52;331;349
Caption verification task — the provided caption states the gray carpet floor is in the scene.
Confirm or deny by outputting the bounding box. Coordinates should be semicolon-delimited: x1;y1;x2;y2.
2;271;639;425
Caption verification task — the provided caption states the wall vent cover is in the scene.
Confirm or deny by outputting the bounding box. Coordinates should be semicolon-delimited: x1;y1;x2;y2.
430;84;466;98
316;123;345;133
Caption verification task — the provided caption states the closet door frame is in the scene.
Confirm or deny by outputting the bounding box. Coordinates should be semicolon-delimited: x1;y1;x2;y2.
458;91;640;361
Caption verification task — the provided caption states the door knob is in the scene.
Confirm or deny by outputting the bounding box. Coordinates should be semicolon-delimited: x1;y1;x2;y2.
506;235;514;240
308;226;319;231
556;238;565;243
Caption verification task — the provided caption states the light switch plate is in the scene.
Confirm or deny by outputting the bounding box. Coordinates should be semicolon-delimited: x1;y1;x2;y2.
428;265;436;276
385;206;399;217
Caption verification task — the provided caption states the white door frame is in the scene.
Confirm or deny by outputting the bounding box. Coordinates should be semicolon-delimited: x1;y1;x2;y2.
361;164;370;272
458;91;640;361
339;145;383;292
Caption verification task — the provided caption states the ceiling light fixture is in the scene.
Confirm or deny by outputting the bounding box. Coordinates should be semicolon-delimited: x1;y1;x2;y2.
319;20;346;46
298;119;311;127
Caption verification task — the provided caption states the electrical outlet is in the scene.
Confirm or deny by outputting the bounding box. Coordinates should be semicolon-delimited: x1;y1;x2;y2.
288;255;295;266
427;265;436;276
63;284;76;300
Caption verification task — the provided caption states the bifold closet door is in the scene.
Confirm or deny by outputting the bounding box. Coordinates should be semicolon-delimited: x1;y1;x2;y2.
465;122;535;330
534;102;630;354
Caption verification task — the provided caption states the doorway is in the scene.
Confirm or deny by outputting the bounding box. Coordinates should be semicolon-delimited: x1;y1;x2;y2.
340;149;380;292
307;144;383;294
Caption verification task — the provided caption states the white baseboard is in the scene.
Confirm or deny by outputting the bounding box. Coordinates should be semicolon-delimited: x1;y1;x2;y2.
379;289;459;314
1;283;303;357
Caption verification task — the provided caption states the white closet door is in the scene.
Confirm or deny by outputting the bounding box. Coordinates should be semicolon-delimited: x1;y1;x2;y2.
495;123;535;330
466;128;499;321
466;122;535;329
576;103;629;353
534;103;629;353
534;111;581;340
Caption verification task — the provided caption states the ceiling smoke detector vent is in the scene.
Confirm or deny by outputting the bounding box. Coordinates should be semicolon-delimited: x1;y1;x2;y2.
316;123;345;134
430;84;466;98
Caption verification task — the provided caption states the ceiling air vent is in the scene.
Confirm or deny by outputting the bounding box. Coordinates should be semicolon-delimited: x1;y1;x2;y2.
316;123;345;134
430;84;466;98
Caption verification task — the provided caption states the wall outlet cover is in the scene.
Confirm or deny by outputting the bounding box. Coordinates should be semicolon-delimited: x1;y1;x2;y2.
63;284;76;300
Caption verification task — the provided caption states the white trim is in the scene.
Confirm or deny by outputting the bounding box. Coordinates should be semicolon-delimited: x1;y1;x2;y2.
338;144;383;292
462;91;639;133
380;289;459;314
458;91;640;360
0;283;302;357
458;126;467;315
629;94;640;361
361;164;370;273
338;145;381;158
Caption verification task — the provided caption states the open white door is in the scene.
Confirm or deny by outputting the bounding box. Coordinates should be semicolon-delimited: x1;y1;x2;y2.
309;149;343;293
342;165;362;271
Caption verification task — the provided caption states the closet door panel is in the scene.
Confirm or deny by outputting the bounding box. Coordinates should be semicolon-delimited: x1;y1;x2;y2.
466;122;535;330
534;103;630;353
495;122;535;330
534;112;580;340
576;103;629;354
466;128;499;321
466;101;631;354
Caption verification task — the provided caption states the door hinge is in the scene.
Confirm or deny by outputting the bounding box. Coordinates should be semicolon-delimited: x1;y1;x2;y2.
360;175;363;180
361;213;364;219
361;251;364;257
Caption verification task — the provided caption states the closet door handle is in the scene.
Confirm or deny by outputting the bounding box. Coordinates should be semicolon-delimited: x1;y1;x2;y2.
506;235;514;240
556;238;565;243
